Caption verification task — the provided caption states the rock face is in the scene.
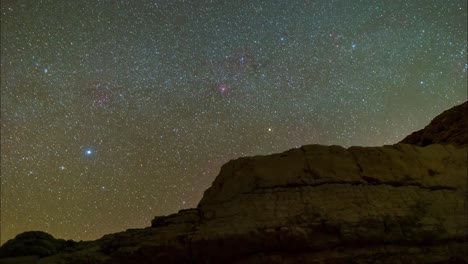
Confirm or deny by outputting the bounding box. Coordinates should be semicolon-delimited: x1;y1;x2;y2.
194;144;467;263
1;102;467;264
400;101;467;147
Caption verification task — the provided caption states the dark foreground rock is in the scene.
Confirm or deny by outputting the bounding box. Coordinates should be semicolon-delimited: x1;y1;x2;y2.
1;102;467;264
0;231;78;259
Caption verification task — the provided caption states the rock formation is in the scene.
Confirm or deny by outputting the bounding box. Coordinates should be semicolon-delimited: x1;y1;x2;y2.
0;231;78;259
400;101;467;147
1;102;467;264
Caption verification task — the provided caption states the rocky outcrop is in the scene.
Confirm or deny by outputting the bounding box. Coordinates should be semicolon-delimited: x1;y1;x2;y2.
192;143;467;263
1;102;467;264
0;231;80;263
400;101;467;147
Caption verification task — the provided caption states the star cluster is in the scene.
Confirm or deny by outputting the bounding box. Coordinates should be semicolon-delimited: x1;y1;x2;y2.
1;0;466;243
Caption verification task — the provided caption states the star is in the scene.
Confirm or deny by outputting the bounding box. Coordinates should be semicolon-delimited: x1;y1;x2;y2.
279;37;287;45
218;84;229;95
2;0;465;246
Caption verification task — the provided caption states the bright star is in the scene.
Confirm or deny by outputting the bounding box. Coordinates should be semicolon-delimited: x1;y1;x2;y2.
84;149;93;156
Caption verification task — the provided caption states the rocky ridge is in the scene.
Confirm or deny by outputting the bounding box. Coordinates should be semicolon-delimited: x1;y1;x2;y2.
400;101;467;147
1;102;467;264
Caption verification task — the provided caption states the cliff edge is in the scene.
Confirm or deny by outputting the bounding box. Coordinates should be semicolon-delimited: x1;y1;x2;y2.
1;102;467;264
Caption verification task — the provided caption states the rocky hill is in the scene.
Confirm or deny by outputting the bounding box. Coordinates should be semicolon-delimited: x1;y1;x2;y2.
1;102;467;264
400;101;467;147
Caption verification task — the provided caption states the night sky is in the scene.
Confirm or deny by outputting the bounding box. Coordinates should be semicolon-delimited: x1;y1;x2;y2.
1;0;466;244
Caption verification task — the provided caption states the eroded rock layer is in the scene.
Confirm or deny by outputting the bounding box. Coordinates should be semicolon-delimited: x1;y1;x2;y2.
1;143;465;264
1;102;467;264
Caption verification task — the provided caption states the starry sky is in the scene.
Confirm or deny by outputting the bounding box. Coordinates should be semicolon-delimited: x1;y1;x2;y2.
1;0;466;244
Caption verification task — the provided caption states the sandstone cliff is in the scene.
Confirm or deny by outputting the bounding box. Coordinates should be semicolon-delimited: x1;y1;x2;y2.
1;102;467;264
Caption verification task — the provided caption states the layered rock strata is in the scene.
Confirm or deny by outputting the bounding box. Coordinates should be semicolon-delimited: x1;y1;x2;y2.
1;102;467;264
